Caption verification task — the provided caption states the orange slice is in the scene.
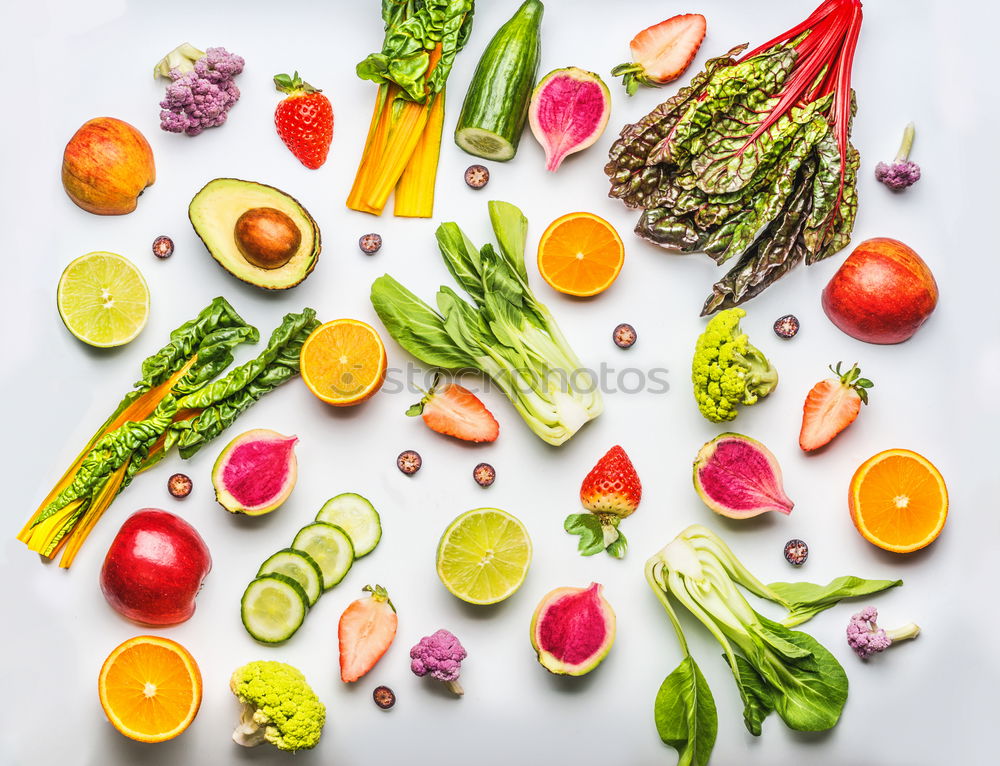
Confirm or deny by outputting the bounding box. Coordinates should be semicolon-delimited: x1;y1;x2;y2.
98;635;202;743
848;449;948;553
537;212;625;297
300;319;387;406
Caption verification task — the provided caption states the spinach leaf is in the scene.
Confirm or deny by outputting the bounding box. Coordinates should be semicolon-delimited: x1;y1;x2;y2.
769;576;903;627
654;655;718;766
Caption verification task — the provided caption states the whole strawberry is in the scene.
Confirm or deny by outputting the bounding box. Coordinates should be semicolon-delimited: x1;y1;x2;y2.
274;71;333;169
565;445;642;558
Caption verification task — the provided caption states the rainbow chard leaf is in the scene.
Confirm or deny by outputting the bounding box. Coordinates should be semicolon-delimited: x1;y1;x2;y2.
605;0;864;314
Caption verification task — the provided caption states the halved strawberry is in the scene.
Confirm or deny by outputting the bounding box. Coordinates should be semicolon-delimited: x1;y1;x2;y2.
799;362;874;452
407;376;499;443
338;585;398;683
612;14;707;95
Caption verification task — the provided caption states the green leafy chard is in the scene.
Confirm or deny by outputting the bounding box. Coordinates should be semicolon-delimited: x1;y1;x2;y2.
605;0;864;314
371;201;602;446
645;524;901;763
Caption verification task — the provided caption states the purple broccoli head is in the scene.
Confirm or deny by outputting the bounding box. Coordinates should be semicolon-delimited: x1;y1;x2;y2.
157;45;244;136
410;629;467;695
846;606;920;660
875;122;920;191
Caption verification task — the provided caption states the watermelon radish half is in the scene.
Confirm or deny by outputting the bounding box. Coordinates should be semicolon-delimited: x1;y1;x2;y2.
693;433;793;519
212;428;298;515
528;67;611;171
530;582;615;676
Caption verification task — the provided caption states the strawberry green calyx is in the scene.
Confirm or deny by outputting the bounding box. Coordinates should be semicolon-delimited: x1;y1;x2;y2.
274;72;321;96
610;62;649;96
830;361;874;404
362;584;395;612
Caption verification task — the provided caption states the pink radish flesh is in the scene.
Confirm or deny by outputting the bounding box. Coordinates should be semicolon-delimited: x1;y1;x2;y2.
696;437;793;514
530;70;610;171
221;436;297;507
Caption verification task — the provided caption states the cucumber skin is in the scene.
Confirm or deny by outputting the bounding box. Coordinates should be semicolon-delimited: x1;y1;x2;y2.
455;0;544;160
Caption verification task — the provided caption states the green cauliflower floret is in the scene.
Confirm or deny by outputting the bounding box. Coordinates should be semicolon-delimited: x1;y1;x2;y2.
692;308;778;422
230;661;326;752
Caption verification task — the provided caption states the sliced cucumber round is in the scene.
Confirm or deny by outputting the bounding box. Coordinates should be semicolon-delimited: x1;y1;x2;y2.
292;521;354;590
316;493;382;557
455;127;515;162
257;548;324;606
241;573;308;644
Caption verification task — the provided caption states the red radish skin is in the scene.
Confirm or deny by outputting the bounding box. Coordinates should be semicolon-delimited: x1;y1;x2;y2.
530;583;616;676
822;238;938;344
693;434;793;518
529;68;611;171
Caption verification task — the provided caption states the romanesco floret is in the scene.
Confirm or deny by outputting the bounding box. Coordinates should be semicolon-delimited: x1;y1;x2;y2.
230;661;325;752
692;308;778;422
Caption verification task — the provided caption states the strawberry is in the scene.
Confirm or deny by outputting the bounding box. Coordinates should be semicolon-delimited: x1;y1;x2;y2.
612;14;707;96
406;376;499;443
565;446;642;559
273;71;333;169
338;585;398;683
799;362;874;452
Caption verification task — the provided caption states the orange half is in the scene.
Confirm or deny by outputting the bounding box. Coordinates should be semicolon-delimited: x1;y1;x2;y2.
300;319;387;406
98;635;202;743
848;448;948;553
538;212;625;297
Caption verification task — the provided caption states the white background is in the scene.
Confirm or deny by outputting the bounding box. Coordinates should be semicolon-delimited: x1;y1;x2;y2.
2;1;997;764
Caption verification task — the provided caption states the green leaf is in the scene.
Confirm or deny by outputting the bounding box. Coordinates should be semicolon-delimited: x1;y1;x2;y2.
769;576;903;627
730;654;774;736
564;514;606;556
371;275;477;370
488;200;529;283
606;529;628;559
654;655;718;766
436;222;484;306
749;613;848;732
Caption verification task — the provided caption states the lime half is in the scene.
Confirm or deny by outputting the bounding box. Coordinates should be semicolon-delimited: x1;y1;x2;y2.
436;508;532;605
57;251;149;347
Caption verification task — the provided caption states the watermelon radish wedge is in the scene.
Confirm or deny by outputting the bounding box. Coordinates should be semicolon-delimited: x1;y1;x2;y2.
528;68;611;172
530;582;616;676
212;428;298;515
693;433;793;519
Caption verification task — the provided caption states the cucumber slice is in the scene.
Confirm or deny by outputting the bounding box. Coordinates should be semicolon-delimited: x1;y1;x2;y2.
455;127;515;162
257;548;324;606
292;521;354;590
316;493;382;557
241;573;308;644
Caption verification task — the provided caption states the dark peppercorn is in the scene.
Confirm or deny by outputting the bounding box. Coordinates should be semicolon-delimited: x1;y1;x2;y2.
167;473;192;498
397;450;422;475
473;463;496;487
464;164;490;189
784;539;808;566
152;236;174;259
773;315;800;339
359;233;382;255
613;323;637;348
372;685;396;710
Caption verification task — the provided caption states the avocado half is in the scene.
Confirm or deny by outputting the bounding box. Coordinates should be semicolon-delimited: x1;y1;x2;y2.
188;178;320;290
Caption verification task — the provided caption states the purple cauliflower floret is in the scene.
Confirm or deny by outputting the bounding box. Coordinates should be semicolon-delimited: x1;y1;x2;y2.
410;629;467;695
155;44;244;136
846;606;920;660
875;122;921;191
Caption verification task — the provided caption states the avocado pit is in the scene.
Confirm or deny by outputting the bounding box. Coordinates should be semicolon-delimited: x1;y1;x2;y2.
234;206;301;269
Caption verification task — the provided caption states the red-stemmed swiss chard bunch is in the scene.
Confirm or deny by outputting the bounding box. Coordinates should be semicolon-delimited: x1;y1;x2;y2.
606;0;864;315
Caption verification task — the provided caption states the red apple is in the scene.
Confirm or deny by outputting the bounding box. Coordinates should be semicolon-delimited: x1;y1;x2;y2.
61;117;156;215
100;508;211;626
822;237;938;344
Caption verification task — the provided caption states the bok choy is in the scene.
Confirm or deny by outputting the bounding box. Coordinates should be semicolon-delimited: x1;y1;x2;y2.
18;299;318;567
645;525;901;765
371;201;602;446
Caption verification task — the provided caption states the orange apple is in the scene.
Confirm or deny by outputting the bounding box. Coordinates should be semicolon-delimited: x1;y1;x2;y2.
822;237;938;344
61;117;156;215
